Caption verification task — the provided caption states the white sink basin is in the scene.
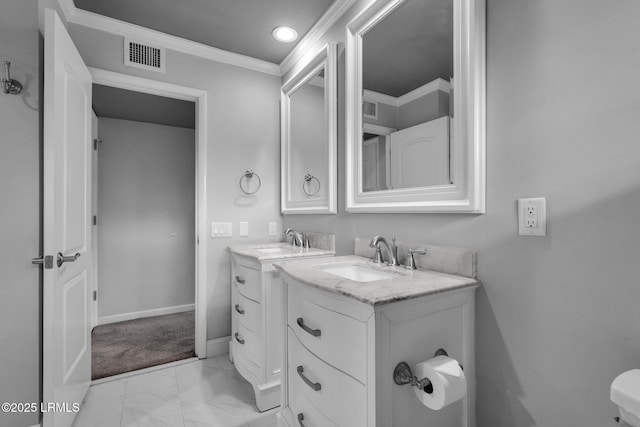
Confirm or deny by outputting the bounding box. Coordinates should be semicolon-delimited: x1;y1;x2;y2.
317;263;407;282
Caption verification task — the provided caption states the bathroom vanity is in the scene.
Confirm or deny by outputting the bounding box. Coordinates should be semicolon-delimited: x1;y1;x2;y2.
228;241;335;411
275;252;479;427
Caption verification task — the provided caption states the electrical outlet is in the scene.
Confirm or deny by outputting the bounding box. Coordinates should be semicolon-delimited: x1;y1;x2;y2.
518;198;546;236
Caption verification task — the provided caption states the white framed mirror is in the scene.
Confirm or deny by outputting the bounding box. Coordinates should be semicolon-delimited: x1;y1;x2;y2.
281;43;337;214
346;0;485;213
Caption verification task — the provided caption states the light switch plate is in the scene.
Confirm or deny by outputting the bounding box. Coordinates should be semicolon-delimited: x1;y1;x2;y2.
268;222;278;237
518;198;546;236
239;221;249;237
211;222;232;238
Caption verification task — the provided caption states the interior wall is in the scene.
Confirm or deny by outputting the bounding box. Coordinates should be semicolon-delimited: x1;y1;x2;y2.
0;1;41;426
66;23;282;340
282;0;640;426
97;117;195;320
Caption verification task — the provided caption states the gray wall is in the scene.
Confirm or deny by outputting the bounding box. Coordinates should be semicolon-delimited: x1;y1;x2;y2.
0;1;41;426
97;117;195;319
283;0;640;426
66;22;283;339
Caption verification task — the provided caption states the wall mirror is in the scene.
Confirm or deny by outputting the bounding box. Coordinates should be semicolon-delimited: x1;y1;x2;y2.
281;43;337;214
346;0;485;213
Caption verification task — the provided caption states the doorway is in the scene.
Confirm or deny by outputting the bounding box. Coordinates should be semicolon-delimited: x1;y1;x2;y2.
90;68;209;369
91;83;197;379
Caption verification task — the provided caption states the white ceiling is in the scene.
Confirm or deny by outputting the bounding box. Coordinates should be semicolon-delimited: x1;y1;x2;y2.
73;0;336;64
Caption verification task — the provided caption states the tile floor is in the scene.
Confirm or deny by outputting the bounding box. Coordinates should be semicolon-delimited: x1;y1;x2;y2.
72;354;278;427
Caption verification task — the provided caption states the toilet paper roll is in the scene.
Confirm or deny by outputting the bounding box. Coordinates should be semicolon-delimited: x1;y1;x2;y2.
413;355;466;410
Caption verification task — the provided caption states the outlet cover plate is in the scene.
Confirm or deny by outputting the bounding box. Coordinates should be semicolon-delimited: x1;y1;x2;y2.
518;198;546;236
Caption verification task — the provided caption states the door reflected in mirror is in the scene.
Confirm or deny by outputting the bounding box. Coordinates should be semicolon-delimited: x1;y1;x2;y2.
361;0;453;192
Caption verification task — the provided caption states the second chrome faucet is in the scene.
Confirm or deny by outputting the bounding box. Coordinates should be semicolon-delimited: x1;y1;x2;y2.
369;235;399;266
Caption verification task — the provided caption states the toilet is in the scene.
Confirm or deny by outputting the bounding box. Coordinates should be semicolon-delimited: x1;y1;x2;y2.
611;369;640;426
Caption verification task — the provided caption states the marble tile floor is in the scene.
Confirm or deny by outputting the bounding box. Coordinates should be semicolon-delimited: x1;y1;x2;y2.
72;354;278;427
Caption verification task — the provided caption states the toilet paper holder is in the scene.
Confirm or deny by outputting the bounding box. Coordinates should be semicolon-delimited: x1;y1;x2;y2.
393;348;463;394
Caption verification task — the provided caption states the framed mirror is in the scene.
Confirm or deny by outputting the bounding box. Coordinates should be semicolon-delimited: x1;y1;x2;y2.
281;43;337;214
346;0;485;213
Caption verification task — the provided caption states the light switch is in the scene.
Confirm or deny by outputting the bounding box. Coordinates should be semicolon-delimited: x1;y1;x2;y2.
239;221;249;237
268;222;278;237
211;222;233;238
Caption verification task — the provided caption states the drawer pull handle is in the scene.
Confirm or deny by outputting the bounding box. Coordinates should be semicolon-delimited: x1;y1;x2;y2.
235;276;245;284
297;413;306;427
297;365;321;392
234;332;245;345
234;304;245;315
296;317;321;337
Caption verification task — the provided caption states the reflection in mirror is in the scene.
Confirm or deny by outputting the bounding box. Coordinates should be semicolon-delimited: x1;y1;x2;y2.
290;69;326;199
346;0;485;212
361;0;452;192
281;44;337;214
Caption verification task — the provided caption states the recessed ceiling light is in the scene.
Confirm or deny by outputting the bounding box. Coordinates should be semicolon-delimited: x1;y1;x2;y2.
272;26;298;43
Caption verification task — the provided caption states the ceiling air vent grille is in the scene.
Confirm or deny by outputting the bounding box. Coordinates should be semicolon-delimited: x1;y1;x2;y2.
124;39;165;73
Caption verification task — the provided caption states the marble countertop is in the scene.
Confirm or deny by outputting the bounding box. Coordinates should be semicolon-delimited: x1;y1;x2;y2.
228;242;335;262
274;255;479;307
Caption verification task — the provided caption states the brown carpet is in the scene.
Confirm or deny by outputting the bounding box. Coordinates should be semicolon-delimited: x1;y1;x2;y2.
92;310;195;380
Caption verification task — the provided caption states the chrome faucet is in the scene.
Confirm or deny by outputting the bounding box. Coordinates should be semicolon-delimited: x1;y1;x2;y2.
284;228;303;247
369;236;399;266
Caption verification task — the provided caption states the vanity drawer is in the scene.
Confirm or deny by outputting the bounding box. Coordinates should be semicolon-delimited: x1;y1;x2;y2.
288;328;367;427
288;285;367;383
235;263;261;303
232;322;261;377
288;376;339;427
233;287;261;334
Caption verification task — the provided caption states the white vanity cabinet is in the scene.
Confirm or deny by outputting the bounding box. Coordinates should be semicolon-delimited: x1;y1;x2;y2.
228;244;335;412
276;256;478;427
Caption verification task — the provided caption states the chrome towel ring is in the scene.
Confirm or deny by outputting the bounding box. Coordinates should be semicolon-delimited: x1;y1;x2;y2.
301;174;321;197
239;170;261;195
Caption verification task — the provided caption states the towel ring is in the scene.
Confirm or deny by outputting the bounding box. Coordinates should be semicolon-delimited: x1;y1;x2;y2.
239;170;261;195
301;174;321;197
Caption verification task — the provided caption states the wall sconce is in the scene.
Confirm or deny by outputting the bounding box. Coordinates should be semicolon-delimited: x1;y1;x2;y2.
2;61;23;95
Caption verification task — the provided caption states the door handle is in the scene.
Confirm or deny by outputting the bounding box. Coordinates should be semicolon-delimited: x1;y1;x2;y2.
235;276;245;284
57;252;80;267
32;255;54;269
234;304;245;315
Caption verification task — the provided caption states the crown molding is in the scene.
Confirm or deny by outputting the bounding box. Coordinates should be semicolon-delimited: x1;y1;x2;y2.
56;0;282;76
364;78;451;107
279;0;358;76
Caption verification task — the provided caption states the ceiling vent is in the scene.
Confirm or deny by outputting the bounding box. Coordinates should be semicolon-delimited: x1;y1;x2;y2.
124;39;165;73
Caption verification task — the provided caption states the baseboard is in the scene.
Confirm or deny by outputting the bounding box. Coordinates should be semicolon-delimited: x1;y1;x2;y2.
98;303;195;325
206;336;231;357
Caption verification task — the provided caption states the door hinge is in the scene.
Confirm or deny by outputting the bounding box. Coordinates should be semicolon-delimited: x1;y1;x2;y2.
93;215;97;226
93;290;97;301
32;255;54;269
93;138;102;150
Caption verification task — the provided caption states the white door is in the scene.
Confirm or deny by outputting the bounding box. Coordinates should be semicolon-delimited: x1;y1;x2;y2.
390;116;450;189
42;9;93;427
362;136;381;192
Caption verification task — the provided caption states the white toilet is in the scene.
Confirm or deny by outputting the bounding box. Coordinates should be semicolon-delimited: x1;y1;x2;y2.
611;369;640;426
